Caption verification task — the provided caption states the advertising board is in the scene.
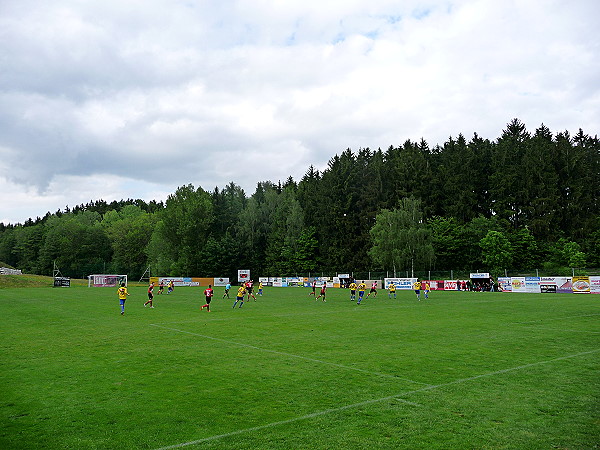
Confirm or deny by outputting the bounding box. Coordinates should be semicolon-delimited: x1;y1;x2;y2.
511;277;526;293
590;276;600;294
384;278;417;290
572;276;591;294
498;277;512;292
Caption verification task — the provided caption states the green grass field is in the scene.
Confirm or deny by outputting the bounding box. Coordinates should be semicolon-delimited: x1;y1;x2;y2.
1;285;598;449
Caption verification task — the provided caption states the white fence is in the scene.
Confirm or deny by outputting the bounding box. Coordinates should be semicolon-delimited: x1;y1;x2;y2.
0;267;22;275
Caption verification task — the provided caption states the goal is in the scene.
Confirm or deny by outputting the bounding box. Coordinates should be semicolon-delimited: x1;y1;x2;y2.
88;274;128;287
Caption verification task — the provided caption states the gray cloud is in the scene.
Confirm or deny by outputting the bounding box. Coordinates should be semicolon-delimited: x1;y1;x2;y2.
1;0;599;224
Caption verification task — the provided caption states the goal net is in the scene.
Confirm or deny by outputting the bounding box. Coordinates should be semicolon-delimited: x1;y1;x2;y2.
88;274;128;287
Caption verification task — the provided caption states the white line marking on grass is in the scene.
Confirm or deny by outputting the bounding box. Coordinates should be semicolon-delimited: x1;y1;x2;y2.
154;348;600;449
150;324;431;386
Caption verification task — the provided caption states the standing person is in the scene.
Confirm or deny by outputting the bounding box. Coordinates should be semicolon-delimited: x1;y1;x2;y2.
258;282;264;296
144;282;155;308
349;281;357;301
366;281;378;299
413;280;421;301
424;281;431;299
167;280;174;294
117;282;129;315
388;282;396;299
246;280;257;301
201;284;214;312
308;280;317;296
233;285;246;308
315;282;327;302
158;280;165;295
357;281;367;304
223;282;231;299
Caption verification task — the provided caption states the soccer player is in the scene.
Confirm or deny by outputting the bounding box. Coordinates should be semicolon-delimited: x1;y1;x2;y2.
366;281;378;298
315;282;327;302
246;280;257;301
201;284;214;312
357;281;367;304
144;282;155;308
413;280;421;301
233;285;246;308
349;281;357;301
258;282;264;296
158;280;165;295
167;280;174;294
308;280;317;296
388;282;396;299
424;281;431;299
223;282;231;299
117;282;129;315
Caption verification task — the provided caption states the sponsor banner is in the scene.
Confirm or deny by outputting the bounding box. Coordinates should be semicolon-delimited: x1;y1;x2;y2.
511;277;526;293
540;284;557;293
92;274;127;287
539;276;571;293
53;277;70;287
540;276;556;293
337;274;350;279
384;278;417;290
525;277;541;293
590;276;600;294
287;277;304;287
238;270;250;282
572;276;591;294
259;277;273;286
213;277;229;287
158;277;200;287
444;280;457;290
423;280;444;290
470;273;490;279
557;277;573;294
498;277;512;292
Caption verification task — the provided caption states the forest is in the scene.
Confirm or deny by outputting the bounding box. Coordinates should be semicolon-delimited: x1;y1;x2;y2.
1;119;598;280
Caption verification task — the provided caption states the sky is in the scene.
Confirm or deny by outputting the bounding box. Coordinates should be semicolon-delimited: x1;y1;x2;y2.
1;0;599;225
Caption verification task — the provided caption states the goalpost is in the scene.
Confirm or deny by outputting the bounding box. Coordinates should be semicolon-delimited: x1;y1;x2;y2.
88;274;128;287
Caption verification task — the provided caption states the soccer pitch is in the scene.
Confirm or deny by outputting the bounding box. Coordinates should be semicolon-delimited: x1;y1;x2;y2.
1;286;598;449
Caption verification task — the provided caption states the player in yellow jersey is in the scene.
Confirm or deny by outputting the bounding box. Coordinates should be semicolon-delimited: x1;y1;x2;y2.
424;281;430;299
388;282;396;299
233;285;246;308
357;281;367;304
413;280;421;301
349;281;357;301
117;282;129;315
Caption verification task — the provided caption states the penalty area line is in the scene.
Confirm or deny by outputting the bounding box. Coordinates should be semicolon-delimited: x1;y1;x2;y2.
154;348;600;450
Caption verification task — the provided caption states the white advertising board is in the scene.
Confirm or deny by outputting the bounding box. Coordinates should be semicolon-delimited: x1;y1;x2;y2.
238;270;250;283
470;273;490;279
590;276;600;294
384;278;417;290
498;277;512;292
511;277;526;293
525;277;541;293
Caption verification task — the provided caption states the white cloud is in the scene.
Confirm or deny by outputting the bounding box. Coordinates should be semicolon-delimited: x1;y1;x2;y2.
0;0;598;224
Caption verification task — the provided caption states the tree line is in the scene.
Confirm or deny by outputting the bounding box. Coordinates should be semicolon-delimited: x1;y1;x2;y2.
0;119;598;280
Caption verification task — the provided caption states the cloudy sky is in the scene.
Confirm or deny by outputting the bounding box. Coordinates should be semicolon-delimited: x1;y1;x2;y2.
1;0;598;224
